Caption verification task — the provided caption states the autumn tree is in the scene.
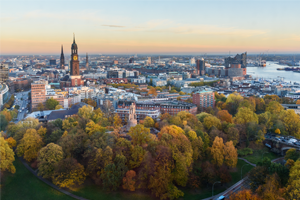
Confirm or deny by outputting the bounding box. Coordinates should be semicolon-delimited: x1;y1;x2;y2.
129;145;146;169
279;109;300;138
45;97;59;110
16;129;44;162
5;137;16;148
229;190;262;200
266;101;284;115
128;124;151;146
85;120;106;136
223;141;238;168
37;143;64;178
148;87;158;98
284;148;300;161
233;107;258;124
37;126;47;138
143;116;155;127
296;99;300;104
227;127;239;146
82;98;97;107
217;110;232;123
122;170;136;191
52;158;86;190
211;136;224;167
36;103;45;111
78;105;93;119
55;105;64;110
285;160;300;200
113;113;122;128
203;115;221;130
0;137;16;174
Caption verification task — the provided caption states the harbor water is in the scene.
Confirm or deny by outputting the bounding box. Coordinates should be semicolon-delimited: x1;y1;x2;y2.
247;61;300;83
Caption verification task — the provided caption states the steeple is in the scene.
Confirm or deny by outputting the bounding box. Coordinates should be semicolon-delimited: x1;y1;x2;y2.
73;33;75;43
61;45;64;55
86;52;89;69
60;45;65;69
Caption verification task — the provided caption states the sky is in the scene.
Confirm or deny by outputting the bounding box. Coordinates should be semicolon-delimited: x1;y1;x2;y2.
0;0;300;55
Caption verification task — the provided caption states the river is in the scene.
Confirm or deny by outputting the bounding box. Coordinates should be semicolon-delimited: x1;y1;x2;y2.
247;61;300;83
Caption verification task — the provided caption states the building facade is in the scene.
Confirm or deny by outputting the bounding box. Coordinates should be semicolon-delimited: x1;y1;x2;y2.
31;80;47;110
193;89;215;110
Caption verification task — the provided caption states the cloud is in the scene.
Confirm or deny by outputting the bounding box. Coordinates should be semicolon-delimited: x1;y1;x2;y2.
102;25;125;28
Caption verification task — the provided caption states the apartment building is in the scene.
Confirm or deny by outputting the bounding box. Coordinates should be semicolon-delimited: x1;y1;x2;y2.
192;89;215;110
31;80;47;110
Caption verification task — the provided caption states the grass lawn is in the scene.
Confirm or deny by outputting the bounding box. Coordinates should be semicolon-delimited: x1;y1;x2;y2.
178;159;253;200
242;147;280;165
2;158;253;200
1;157;73;200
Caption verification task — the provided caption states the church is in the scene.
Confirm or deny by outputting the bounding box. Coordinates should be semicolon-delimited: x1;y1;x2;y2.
60;35;84;88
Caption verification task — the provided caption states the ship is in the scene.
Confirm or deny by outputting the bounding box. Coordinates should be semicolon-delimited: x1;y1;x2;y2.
260;60;266;67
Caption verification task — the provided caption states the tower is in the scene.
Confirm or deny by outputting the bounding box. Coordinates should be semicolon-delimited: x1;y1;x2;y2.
86;52;89;70
126;103;137;131
60;45;65;69
69;34;82;87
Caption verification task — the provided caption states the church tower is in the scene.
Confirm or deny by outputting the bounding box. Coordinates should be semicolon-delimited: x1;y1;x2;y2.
60;45;65;69
70;34;82;86
86;53;89;70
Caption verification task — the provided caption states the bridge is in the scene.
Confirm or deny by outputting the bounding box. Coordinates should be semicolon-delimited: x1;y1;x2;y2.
263;138;300;156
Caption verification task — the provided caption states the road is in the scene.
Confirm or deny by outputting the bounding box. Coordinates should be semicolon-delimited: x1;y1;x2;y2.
14;90;31;122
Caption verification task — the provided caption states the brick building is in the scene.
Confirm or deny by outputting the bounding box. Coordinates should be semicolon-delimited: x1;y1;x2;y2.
192;89;215;110
31;80;47;110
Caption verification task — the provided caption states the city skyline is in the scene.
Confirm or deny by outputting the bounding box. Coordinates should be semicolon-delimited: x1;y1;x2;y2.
1;0;300;54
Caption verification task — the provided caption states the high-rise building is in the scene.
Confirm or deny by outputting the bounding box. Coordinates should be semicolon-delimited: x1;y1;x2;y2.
0;64;9;83
49;59;56;66
86;53;89;70
129;57;134;63
193;89;215;110
189;57;195;65
196;58;205;76
31;80;47;110
60;45;65;69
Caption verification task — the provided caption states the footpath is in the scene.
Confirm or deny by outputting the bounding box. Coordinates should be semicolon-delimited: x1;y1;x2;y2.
202;157;284;200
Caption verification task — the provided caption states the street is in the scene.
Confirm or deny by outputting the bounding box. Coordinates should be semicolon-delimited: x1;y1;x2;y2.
14;90;31;122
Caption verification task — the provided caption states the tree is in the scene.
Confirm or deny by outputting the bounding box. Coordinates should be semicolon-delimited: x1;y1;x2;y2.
279;110;300;138
296;99;300;104
82;98;97;107
52;158;86;190
227;127;239;146
78;105;93;119
285;160;300;200
217;110;232;123
203;115;221;130
122;170;136;191
45;98;59;110
16;129;44;162
55;105;64;110
143;116;155;127
85;121;106;136
128;124;151;146
223;141;238;168
285;159;295;170
0;114;8;131
0;137;16;174
266;101;284;115
229;190;262;200
1;109;12;122
284;148;300;161
113;113;122;128
275;128;281;134
37;126;47;138
37;143;64;178
148;87;158;98
233;107;258;125
211;136;224;167
101;154;128;191
129;145;146;169
5;137;16;148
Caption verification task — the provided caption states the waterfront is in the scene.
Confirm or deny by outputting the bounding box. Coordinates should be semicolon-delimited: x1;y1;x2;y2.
247;61;300;83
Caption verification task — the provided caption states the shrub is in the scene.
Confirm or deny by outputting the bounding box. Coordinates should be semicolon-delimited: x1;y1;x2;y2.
238;148;253;156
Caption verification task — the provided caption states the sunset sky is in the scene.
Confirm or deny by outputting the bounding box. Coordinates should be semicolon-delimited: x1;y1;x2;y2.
1;0;300;55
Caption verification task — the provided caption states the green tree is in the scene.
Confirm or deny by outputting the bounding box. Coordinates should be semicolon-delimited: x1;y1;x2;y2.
37;143;64;178
0;114;8;131
284;148;300;161
45;98;59;110
0;136;16;174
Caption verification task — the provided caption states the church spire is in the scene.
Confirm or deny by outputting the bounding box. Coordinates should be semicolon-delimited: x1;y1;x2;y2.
73;33;75;43
61;45;64;54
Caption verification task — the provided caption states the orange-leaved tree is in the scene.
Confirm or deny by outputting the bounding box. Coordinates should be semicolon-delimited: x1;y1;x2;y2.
122;170;136;191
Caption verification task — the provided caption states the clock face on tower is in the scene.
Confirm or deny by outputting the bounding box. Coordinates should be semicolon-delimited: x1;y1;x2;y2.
73;56;78;60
